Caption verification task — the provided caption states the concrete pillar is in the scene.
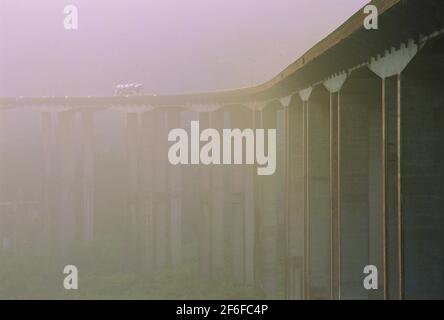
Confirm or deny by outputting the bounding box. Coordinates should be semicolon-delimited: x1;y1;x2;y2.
228;105;255;285
221;109;242;283
40;112;56;245
80;110;94;245
244;144;255;286
125;108;176;272
231;164;246;285
0;108;4;197
197;111;211;280
340;69;382;299
285;96;305;300
215;105;256;285
226;108;241;283
167;108;183;267
382;75;401;299
399;38;444;299
140;111;155;272
330;91;341;299
196;105;255;283
152;109;170;270
276;104;287;282
0;108;12;254
253;109;263;294
307;86;331;299
209;110;225;280
324;73;347;299
299;87;312;299
57;110;77;251
259;101;283;299
199;110;228;280
178;111;201;277
125;112;142;270
368;40;419;299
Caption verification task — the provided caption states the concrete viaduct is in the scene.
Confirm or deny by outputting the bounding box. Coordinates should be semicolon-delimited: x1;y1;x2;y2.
1;0;444;299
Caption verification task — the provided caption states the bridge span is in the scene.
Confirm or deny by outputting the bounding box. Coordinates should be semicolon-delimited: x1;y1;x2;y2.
1;0;444;299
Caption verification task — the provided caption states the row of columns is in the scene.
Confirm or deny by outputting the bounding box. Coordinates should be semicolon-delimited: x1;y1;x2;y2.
283;38;444;300
124;109;183;272
2;36;444;299
39;110;95;252
24;52;411;298
38;108;184;270
191;104;287;299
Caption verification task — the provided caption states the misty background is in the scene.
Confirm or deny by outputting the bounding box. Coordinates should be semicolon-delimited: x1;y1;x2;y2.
0;0;369;298
0;0;368;97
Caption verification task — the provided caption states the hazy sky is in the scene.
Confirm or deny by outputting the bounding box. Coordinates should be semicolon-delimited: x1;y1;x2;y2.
0;0;369;97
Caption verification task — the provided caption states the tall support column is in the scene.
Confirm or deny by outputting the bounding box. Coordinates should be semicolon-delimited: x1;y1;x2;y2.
224;105;255;285
125;112;142;270
256;106;274;298
244;142;255;286
253;108;264;295
324;73;347;299
340;69;382;299
382;75;402;299
221;109;244;283
40;112;56;246
80;110;94;245
198;111;211;280
299;87;312;299
283;98;291;298
276;104;287;288
285;96;305;300
331;91;341;299
140;111;155;272
167;108;183;267
0;108;3;252
223;107;239;284
306;86;331;299
210;110;225;280
401;39;444;298
196;105;252;283
57;110;77;251
153;109;170;270
368;40;418;299
230;156;246;284
0;108;11;254
259;101;284;299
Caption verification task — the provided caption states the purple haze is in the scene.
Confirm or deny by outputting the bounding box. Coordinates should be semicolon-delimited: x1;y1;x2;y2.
0;0;368;97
